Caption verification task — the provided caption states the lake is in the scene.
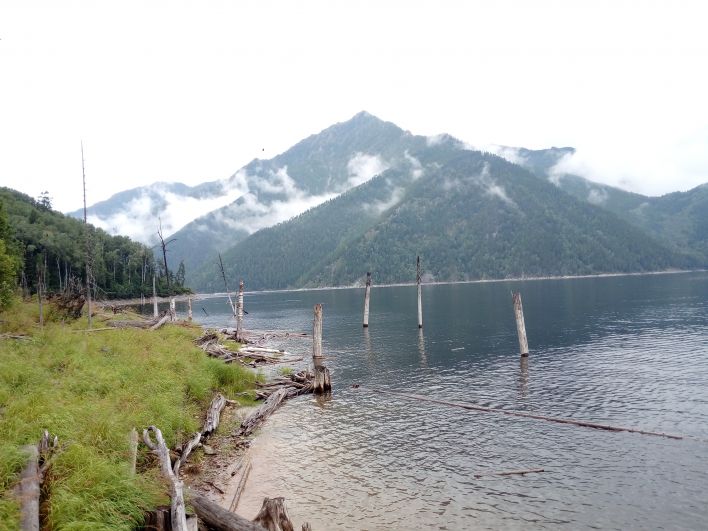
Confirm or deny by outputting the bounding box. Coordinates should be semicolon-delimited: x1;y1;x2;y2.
164;272;708;530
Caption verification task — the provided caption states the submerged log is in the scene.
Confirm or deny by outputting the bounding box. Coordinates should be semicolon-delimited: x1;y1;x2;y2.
187;491;266;531
252;497;295;531
473;468;545;478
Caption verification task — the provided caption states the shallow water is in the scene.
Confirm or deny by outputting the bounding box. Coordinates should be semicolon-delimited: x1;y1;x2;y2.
161;272;708;530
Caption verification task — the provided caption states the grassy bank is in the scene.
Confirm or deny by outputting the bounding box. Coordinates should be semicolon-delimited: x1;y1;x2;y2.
0;299;255;530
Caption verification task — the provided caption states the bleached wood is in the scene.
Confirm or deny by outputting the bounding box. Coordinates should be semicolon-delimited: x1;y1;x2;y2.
153;273;159;318
143;426;188;531
512;292;529;356
150;313;171;331
129;428;138;475
312;304;323;359
363;272;371;327
416;256;422;329
237;280;245;339
188;297;193;321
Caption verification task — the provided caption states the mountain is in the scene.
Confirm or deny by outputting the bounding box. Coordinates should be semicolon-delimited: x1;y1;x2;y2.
166;112;429;281
513;152;708;264
66;180;236;245
190;144;694;292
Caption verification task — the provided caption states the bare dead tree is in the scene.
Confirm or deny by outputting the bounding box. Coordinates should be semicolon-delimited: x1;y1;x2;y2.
218;253;236;316
157;217;177;292
82;140;92;329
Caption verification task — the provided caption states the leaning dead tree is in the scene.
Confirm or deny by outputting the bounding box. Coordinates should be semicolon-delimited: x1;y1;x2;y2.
157;217;176;291
218;253;236;316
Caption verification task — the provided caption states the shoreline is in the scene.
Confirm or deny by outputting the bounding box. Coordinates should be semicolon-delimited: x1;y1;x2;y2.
110;268;706;305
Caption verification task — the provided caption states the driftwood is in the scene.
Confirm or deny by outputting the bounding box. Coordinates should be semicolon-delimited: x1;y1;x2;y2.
0;333;32;340
187;491;267;531
195;332;293;367
252;497;295;531
237;388;290;438
361;387;692;441
129;428;139;475
173;394;228;475
150;313;172;331
473;468;545;478
143;426;188;531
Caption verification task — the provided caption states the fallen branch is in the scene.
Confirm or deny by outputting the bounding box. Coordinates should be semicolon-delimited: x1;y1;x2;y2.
143;426;188;531
16;445;40;531
236;388;290;438
0;333;31;340
173;394;229;475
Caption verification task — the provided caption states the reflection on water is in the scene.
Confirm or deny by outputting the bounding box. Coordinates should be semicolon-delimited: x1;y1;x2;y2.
152;273;708;530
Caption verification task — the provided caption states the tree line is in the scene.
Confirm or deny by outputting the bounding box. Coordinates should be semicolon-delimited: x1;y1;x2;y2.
0;187;190;309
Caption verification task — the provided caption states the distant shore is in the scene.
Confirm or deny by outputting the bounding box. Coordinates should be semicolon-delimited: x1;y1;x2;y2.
110;268;706;306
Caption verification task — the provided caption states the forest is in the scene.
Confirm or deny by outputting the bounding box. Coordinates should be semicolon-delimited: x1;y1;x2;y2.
0;187;189;308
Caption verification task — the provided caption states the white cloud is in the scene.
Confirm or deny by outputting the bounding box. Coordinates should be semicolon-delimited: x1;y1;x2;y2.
587;188;608;205
404;151;424;180
346;153;389;187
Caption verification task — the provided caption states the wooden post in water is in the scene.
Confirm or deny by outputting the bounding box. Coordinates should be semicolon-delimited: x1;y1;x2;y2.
512;291;529;356
187;297;193;321
312;303;331;393
416;256;423;329
363;272;371;328
170;298;176;321
152;273;158;318
236;280;244;340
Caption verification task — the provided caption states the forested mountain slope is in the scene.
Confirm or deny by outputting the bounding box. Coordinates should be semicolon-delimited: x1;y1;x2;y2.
191;148;692;291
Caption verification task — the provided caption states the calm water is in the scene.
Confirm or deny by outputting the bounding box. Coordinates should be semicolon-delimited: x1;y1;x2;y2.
166;273;708;530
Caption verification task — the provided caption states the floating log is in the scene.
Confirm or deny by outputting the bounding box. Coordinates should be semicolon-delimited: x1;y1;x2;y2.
187;491;266;531
143;426;188;531
252;497;296;531
512;291;529;356
416;256;423;329
363;272;371;328
357;386;691;441
473;468;545;478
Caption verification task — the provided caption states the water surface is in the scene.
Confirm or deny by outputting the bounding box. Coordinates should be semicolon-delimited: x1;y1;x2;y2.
167;273;708;530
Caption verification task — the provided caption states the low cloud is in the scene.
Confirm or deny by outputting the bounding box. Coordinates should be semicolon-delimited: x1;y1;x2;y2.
347;153;389;187
587;187;608;205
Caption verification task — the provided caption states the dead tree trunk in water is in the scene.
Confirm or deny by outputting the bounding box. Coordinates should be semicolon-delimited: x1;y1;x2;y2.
312;304;331;394
363;272;371;328
416;256;423;329
237;280;245;339
152;273;158;318
512;292;529;356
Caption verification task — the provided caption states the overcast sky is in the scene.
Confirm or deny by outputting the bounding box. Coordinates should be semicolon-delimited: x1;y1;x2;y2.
1;0;707;212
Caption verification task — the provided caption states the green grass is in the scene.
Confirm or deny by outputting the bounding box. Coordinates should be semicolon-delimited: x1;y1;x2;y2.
0;299;255;530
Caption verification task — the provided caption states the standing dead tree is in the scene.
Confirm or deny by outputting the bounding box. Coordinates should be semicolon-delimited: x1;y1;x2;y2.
81;141;93;329
157;218;177;292
218;253;236;316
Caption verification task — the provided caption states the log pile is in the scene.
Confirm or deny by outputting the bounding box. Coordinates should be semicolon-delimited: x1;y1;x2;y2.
195;332;301;367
